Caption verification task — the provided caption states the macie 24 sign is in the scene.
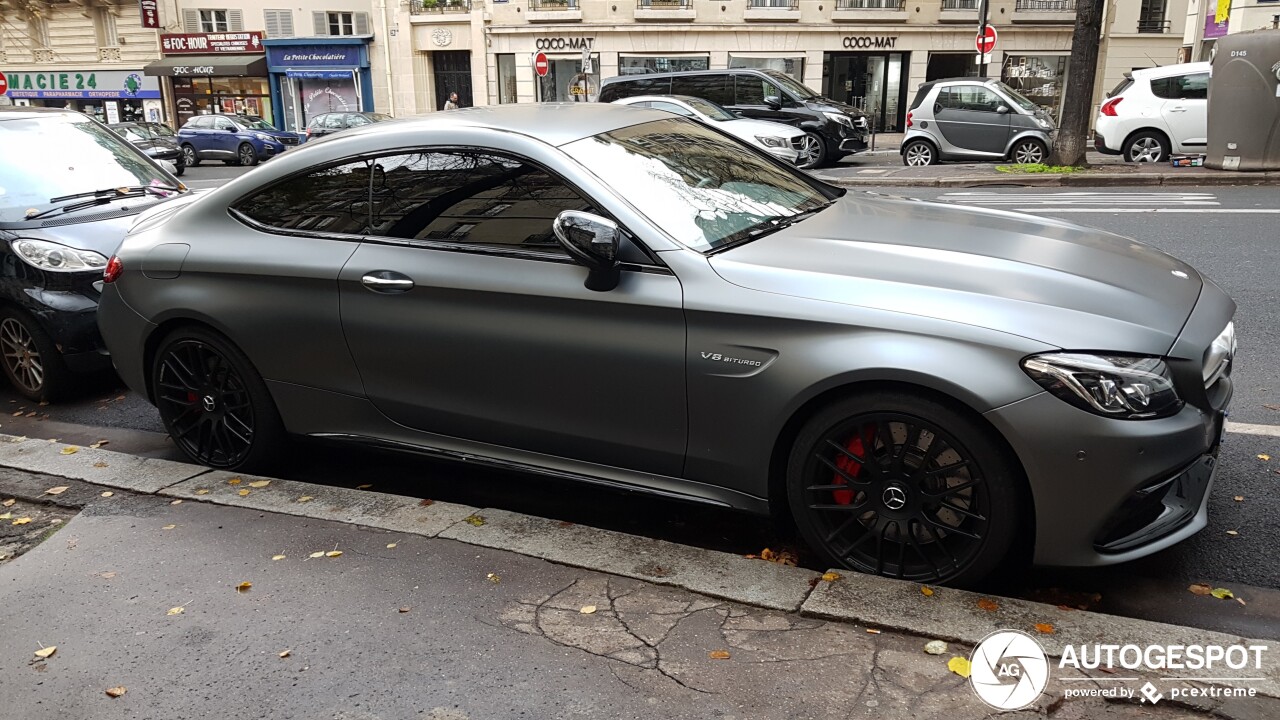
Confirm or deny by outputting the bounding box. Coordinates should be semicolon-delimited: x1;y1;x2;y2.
3;70;161;99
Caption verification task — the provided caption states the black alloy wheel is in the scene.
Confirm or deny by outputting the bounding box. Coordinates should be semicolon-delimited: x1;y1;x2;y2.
787;393;1020;586
152;328;283;470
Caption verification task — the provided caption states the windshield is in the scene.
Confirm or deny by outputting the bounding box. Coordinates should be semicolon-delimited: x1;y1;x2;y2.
109;124;147;143
564;118;831;253
994;82;1039;113
235;116;276;131
763;71;818;100
682;97;736;122
0;114;176;223
142;122;176;137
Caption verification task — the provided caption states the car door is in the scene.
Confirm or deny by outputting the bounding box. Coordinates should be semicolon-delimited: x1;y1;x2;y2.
931;85;1012;155
212;115;238;157
1155;72;1208;151
337;148;688;477
731;74;789;124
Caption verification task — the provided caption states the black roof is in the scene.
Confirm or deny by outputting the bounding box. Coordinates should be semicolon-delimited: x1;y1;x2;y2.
601;67;784;85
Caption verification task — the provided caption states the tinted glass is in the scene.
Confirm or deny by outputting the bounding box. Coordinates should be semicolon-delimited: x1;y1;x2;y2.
0;114;177;223
1149;77;1175;99
682;97;736;121
234;160;371;234
761;70;818;100
994;82;1038;112
236;116;276;130
1108;77;1134;98
347;115;373;126
564;118;831;253
367;151;597;256
735;75;781;106
213;117;236;131
142;122;176;137
939;86;1002;112
307;115;326;129
1178;73;1208;100
599;77;671;102
670;75;732;105
324;114;346;129
650;101;696;117
369;113;393;121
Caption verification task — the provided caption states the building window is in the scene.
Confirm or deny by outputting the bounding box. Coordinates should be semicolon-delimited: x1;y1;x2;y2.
183;9;244;33
264;9;295;38
329;12;353;35
201;9;229;32
497;54;518;104
94;8;118;47
1138;0;1168;33
312;11;369;36
619;56;710;76
28;14;50;48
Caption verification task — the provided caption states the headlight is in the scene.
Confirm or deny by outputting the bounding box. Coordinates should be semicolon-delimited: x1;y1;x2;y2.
10;239;110;273
1034;117;1052;129
254;133;276;142
1203;321;1235;387
823;112;854;129
755;135;787;148
1021;353;1182;420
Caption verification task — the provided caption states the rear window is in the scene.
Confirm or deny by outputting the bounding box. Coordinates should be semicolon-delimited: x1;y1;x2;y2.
909;85;933;111
599;78;671;103
670;75;733;106
1107;77;1134;98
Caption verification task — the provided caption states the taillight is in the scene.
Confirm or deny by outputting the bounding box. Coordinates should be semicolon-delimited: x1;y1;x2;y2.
104;256;123;283
1100;97;1123;117
906;111;913;128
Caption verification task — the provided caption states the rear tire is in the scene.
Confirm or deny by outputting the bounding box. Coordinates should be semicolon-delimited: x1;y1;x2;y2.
0;308;73;403
902;139;937;167
151;326;284;472
1123;131;1170;163
785;391;1021;587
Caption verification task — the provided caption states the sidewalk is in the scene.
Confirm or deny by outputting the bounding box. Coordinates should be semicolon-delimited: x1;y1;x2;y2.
1;437;1278;718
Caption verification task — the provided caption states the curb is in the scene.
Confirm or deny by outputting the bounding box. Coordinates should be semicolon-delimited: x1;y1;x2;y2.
2;432;1277;700
816;171;1280;188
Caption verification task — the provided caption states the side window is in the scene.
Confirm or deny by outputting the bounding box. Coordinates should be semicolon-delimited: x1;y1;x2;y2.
650;101;695;117
945;86;1002;112
307;115;325;129
671;75;732;106
348;114;372;127
735;75;778;106
1149;77;1175;100
1177;73;1208;100
234;160;371;234
367;150;599;257
935;88;956;110
601;78;669;102
214;117;236;131
324;114;346;129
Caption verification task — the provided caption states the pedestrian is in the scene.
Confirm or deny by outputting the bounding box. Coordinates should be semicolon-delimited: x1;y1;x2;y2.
443;92;459;111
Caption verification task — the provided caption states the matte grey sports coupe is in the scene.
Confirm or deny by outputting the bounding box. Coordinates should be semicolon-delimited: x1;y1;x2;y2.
98;104;1236;585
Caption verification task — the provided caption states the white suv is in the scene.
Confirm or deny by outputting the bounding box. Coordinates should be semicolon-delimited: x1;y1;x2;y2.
1094;62;1209;163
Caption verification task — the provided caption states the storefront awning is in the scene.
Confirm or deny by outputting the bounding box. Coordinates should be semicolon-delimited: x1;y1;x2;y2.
143;55;268;78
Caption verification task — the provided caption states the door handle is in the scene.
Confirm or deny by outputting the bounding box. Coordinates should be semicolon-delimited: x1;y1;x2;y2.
361;271;414;293
1169;106;1186;112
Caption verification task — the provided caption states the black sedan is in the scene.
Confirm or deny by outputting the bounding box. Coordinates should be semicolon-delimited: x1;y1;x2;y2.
108;121;186;176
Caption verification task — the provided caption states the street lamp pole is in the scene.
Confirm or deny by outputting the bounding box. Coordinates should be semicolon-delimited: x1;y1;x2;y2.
978;0;990;79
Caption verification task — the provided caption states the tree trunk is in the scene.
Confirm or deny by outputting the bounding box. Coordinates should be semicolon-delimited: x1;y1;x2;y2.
1047;0;1106;167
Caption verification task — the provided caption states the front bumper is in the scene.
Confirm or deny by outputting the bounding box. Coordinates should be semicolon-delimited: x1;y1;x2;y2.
768;145;803;164
9;283;112;373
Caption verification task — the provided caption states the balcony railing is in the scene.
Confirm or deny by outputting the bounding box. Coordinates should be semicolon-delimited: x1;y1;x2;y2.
941;0;978;9
409;0;471;13
528;0;579;9
747;0;799;8
1137;18;1171;33
636;0;691;7
1015;0;1076;10
835;0;904;8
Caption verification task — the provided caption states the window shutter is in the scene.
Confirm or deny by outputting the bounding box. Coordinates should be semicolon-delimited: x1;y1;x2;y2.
354;12;370;35
279;11;294;37
313;11;328;36
264;10;294;38
182;9;200;33
227;9;244;31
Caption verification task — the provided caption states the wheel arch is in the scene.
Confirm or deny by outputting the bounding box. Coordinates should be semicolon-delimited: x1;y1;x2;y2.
141;313;244;403
1004;132;1048;159
1121;127;1171;156
901;136;939;162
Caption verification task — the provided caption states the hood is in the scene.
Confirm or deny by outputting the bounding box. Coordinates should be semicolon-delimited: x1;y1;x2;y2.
708;194;1202;355
723;118;805;139
809;98;867;119
0;197;178;256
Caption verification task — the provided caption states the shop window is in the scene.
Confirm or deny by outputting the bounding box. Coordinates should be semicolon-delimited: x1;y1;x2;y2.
728;55;803;82
367;151;597;257
264;9;295;38
234;160;373;235
94;8;118;47
538;55;600;103
183;9;244;33
619;56;710;76
670;74;732;106
313;11;369;36
1001;54;1068;119
497;54;518;104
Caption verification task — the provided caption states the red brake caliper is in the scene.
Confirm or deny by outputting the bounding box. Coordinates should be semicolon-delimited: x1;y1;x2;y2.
832;431;866;505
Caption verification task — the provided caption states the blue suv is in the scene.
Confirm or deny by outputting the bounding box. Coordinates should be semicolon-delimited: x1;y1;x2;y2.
178;114;299;167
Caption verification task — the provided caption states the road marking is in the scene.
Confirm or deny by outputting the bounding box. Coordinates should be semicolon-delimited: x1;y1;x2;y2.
943;191;1220;207
1225;421;1280;438
1013;208;1280;214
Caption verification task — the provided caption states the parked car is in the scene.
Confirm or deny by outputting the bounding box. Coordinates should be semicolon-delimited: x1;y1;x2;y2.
611;95;804;164
599;69;868;169
100;104;1235;586
305;111;393;141
178;114;299;167
108;121;185;176
0;107;187;401
901;78;1057;166
1094;62;1210;163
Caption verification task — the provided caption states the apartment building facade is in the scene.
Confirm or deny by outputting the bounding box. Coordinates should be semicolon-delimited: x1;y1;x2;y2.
1183;0;1280;62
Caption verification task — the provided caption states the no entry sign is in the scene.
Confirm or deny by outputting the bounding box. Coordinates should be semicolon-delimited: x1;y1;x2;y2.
534;52;550;78
0;74;7;96
976;25;998;55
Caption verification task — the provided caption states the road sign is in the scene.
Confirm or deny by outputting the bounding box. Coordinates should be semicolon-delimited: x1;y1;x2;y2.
976;25;998;55
975;53;993;66
581;45;593;75
0;74;7;96
534;52;550;77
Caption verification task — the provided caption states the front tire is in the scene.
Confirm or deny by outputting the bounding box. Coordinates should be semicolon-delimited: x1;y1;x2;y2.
1009;138;1047;165
0;308;72;402
785;391;1021;586
151;327;284;471
237;143;259;167
902;139;937;167
795;132;828;170
1123;131;1170;163
181;144;201;167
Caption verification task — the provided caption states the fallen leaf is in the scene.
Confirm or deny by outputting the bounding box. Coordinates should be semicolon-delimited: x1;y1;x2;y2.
356;484;372;489
167;606;184;616
194;489;211;495
1237;597;1247;606
115;395;126;401
1263;403;1280;412
247;480;271;488
170;499;182;505
59;447;78;455
105;686;127;698
1226;530;1239;536
0;512;9;520
580;605;597;615
12;517;32;525
161;524;176;530
271;554;286;561
708;650;731;660
924;640;948;655
920;586;935;597
26;412;36;418
865;628;881;635
49;519;62;525
947;656;971;678
486;572;500;584
33;646;57;659
1234;496;1244;502
1;499;13;506
89;441;109;449
44;486;69;495
98;571;116;579
279;649;291;658
1189;583;1213;596
93;462;108;468
977;598;999;612
297;496;313;503
11;411;21;417
325;550;342;558
1259;454;1272;461
236;581;252;593
1034;623;1055;634
237;489;250;497
1210;587;1234;600
821;572;842;582
386;543;397;549
308;551;325;558
101;491;114;497
227;478;242;485
38;401;48;406
556;520;574;528
417;499;434;507
465;515;487;527
398;606;411;613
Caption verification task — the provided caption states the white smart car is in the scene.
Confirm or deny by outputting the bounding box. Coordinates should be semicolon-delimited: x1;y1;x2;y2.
611;94;804;164
1094;62;1210;163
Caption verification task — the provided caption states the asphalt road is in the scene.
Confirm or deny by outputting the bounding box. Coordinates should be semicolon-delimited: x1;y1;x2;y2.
3;175;1277;637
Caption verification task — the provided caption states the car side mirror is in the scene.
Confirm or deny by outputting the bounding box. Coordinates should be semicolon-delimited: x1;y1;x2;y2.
764;96;782;110
996;105;1010;114
227;127;238;132
553;210;621;291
